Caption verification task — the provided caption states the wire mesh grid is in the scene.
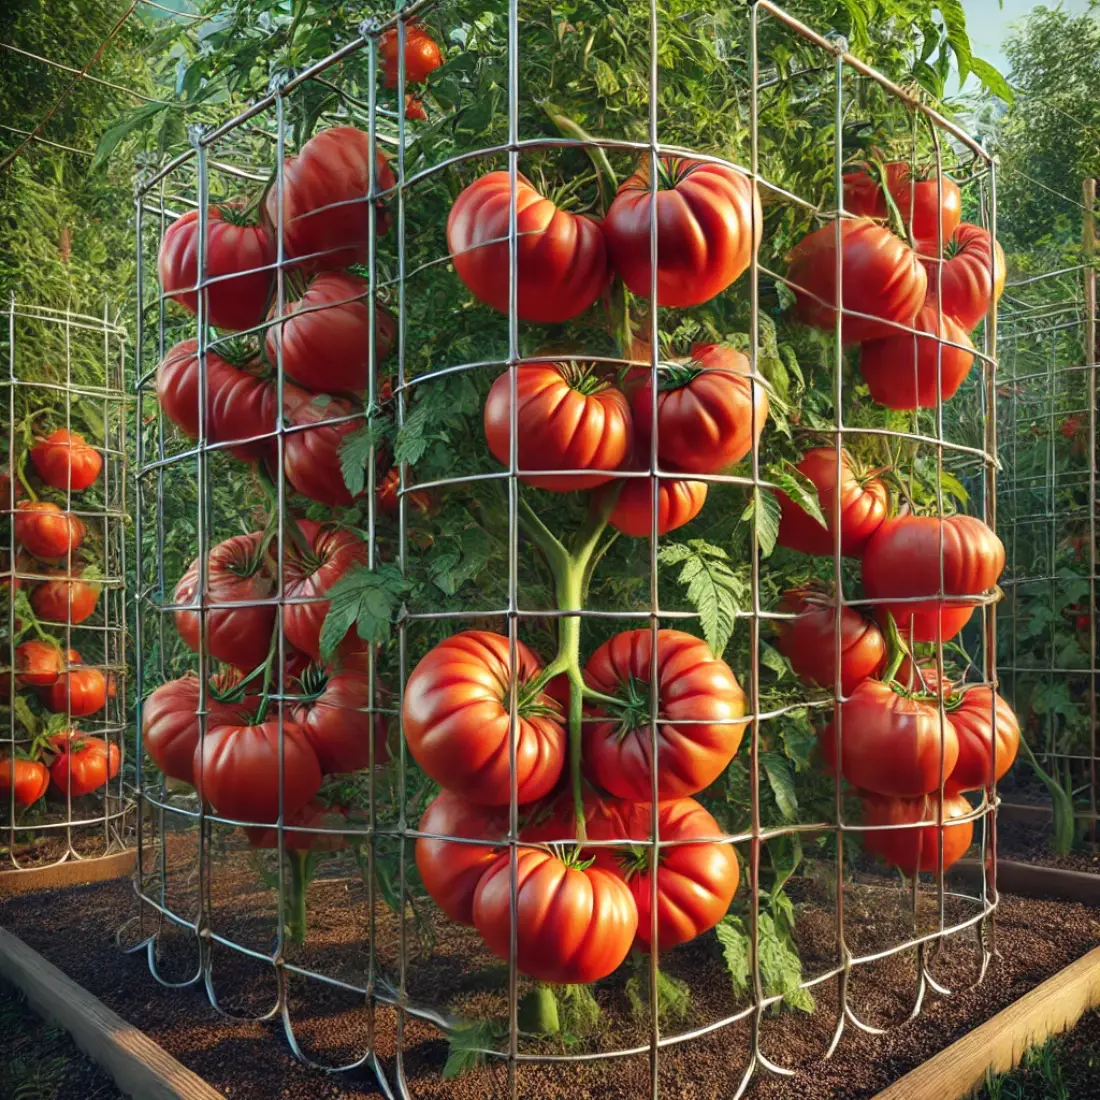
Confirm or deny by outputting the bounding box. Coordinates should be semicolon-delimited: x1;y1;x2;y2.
1;298;131;874
995;178;1098;846
128;2;1007;1095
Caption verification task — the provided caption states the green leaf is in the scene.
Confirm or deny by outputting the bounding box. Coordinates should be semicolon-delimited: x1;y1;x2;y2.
759;640;788;680
761;751;799;822
444;1019;506;1079
937;0;972;87
624;965;692;1023
767;839;803;900
938;470;969;505
715;915;752;998
554;983;601;1038
92;102;167;172
767;462;826;527
658;540;745;655
970;56;1014;104
338;424;381;498
741;488;782;558
317;564;409;659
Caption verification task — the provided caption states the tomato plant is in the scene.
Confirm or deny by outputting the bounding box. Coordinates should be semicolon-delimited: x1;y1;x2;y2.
30;429;102;492
48;732;120;797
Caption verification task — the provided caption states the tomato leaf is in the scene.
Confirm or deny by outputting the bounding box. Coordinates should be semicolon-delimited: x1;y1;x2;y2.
767;463;826;527
658;540;745;656
761;751;799;823
624;965;692;1023
716;912;813;1014
318;564;410;659
970;55;1014;104
338;423;384;498
443;1019;507;1079
553;983;601;1038
741;487;781;559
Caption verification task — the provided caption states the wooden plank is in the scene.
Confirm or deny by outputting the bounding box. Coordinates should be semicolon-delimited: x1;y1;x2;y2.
873;946;1100;1100
0;925;224;1100
0;849;136;896
954;858;1100;906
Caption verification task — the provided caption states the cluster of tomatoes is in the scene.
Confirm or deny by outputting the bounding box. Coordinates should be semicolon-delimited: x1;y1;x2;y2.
788;160;1005;409
404;629;748;984
2;430;118;811
771;446;1018;874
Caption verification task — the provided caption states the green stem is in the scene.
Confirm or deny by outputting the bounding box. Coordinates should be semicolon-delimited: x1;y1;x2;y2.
285;848;310;943
15;450;36;504
880;612;911;686
518;497;569;574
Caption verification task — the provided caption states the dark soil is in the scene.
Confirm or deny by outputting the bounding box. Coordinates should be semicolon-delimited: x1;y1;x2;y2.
2;829;1099;1100
996;812;1100;874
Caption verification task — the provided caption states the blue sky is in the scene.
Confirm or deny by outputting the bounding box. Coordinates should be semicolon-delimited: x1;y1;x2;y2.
961;0;1092;75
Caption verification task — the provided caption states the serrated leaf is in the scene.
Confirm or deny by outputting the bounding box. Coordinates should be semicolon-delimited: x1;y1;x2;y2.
318;564;409;660
768;463;826;527
938;0;972;86
658;540;744;655
715;915;752;997
338;424;380;498
761;751;799;822
759;640;788;679
742;488;782;558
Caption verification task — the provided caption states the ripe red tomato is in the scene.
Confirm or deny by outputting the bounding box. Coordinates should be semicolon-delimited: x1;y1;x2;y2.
265;273;395;396
41;663;108;716
843;162;962;241
290;654;391;773
30;430;102;492
609;474;706;537
158;204;274;332
893;655;953;695
860;791;973;876
631;344;768;474
859;305;975;409
142;673;251;785
583;629;748;801
916;222;1005;334
15;501;85;560
0;757;50;807
173;532;276;672
380;24;443;88
416;790;505;925
5;640;64;688
244;799;350;851
483;362;632;491
787;218;927;343
48;732;120;797
774;589;886;695
282;388;363;506
819;679;959;797
603;157;761;308
194;717;322;824
775;447;888;557
946;686;1020;792
447;172;610;323
589;797;738;950
155;340;277;463
280;520;368;662
376;467;433;516
405;95;427;121
31;573;100;624
473;847;637;983
402;631;566;806
861;514;1005;643
267;127;397;270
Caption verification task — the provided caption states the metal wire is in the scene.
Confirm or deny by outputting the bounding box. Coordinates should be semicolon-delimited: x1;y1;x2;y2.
129;3;1004;1095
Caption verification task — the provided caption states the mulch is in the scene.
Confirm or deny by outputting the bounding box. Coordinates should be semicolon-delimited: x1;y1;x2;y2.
2;828;1099;1100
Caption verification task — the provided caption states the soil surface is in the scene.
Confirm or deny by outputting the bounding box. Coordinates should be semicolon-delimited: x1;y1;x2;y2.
997;813;1100;874
2;830;1098;1100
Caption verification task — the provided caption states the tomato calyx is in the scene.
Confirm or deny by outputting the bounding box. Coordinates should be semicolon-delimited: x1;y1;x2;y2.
617;843;658;879
214;201;265;229
211;335;263;370
653;361;703;392
293;662;330;702
557;360;614;397
601;675;656;741
652;156;692;191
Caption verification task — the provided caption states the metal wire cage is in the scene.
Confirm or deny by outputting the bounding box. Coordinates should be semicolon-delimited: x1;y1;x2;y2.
1;299;131;876
995;179;1098;850
129;2;1006;1095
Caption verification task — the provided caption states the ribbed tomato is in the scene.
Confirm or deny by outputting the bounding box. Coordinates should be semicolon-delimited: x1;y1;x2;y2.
41;662;108;717
280;520;368;662
860;791;974;876
447;172;610;323
155;340;276;462
265;273;395;396
843;162;962;241
787;218;927;343
31;573;100;624
483;362;632;491
473;847;638;983
30;430;102;492
603;157;761;308
945;686;1020;792
244;800;349;851
861;514;1005;643
819;679;958;797
267;127;397;270
194;717;322;824
158;204;274;332
15;501;85;560
631;344;767;474
774;589;886;695
282;387;364;506
916;222;1005;334
775;447;888;557
380;23;442;88
0;757;50;807
859;305;975;409
173;532;276;672
290;654;391;773
589;797;738;950
583;629;748;801
416;790;505;925
142;673;250;785
402;631;565;806
48;732;120;797
609;474;707;537
6;640;64;688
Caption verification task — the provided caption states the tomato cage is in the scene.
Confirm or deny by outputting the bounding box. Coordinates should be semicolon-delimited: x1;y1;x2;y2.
128;1;1007;1095
1;298;131;883
995;178;1098;856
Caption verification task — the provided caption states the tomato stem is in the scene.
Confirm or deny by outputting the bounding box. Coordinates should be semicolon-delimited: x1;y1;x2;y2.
284;848;311;943
15;450;36;504
880;612;912;687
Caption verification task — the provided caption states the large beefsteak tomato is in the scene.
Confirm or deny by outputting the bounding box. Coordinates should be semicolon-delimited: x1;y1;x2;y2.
30;430;102;492
447;172;609;323
31;573;100;625
583;629;748;801
282;388;364;506
402;631;565;806
603;157;761;307
916;222;1005;334
15;501;84;560
48;732;120;797
946;686;1019;792
843;162;961;241
41;660;108;717
609;473;706;537
860;791;974;876
473;847;638;983
483;362;632;491
0;757;50;807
